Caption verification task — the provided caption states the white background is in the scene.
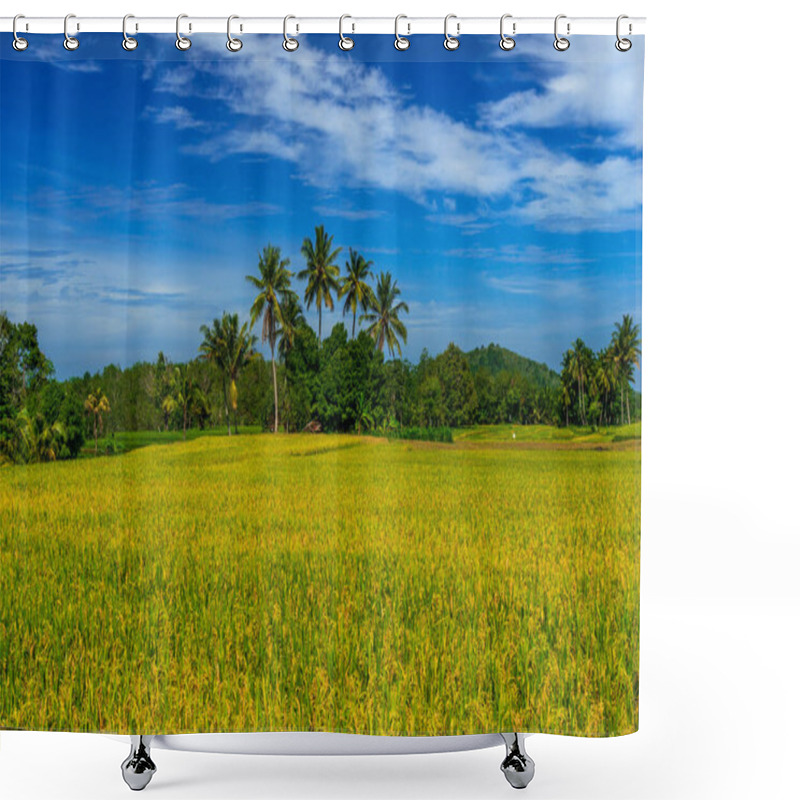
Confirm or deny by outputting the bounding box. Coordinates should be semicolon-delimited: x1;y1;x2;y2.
2;1;799;798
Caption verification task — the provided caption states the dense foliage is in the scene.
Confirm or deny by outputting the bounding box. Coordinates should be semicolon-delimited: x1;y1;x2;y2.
1;226;641;464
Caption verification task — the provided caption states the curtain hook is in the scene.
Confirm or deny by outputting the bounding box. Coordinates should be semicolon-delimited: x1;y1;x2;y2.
283;15;299;51
63;13;79;51
615;14;632;51
12;14;29;51
339;14;354;50
227;15;243;51
176;14;191;50
444;14;460;51
554;14;570;51
499;14;515;51
394;15;410;51
122;14;138;51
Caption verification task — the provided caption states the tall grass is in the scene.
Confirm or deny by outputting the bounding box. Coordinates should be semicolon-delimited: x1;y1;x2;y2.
0;433;640;736
387;426;453;443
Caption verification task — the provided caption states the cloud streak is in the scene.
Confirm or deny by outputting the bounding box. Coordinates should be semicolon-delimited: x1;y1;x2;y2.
146;39;642;234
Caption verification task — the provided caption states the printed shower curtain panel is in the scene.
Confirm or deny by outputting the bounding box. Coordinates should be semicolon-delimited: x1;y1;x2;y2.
0;32;643;738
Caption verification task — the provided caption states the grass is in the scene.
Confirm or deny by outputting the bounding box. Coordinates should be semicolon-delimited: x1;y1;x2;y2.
455;422;642;444
0;429;640;737
82;425;261;457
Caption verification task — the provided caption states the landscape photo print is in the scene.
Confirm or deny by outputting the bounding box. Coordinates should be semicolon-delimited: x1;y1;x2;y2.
0;33;643;737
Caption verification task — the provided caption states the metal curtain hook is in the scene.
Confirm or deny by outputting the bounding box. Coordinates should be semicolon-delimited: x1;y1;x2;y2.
12;14;29;51
283;15;299;51
616;14;632;51
122;15;138;51
444;14;460;51
64;13;79;51
554;14;570;51
339;14;354;50
499;14;515;51
176;14;191;50
227;15;243;51
394;15;410;51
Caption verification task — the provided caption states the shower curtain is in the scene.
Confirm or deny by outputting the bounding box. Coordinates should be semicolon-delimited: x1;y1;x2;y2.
0;31;643;738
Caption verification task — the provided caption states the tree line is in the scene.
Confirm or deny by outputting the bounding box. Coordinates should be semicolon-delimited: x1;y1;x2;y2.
0;224;640;464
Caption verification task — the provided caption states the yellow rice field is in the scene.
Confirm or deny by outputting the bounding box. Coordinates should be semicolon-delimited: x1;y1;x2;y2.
0;432;640;736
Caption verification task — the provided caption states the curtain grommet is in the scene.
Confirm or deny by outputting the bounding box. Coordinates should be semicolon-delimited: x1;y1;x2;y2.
63;13;79;51
12;15;29;51
283;15;299;51
226;15;243;52
499;14;515;51
122;14;138;51
394;15;410;51
554;15;570;51
176;14;192;50
444;14;460;51
339;15;354;50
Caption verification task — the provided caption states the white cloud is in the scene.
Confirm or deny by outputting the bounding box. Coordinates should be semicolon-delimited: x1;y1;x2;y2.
147;39;642;233
478;54;644;150
145;105;207;130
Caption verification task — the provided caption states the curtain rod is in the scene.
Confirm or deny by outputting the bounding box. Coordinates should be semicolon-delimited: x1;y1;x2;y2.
1;16;645;36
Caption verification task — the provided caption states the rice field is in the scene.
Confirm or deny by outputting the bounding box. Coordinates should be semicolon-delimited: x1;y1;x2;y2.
0;430;640;737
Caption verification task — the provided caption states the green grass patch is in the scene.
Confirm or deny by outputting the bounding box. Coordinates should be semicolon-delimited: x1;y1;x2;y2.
1;432;639;737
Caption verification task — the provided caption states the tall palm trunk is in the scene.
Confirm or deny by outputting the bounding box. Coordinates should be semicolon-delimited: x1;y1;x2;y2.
270;342;279;433
318;306;322;341
352;312;356;339
222;376;231;435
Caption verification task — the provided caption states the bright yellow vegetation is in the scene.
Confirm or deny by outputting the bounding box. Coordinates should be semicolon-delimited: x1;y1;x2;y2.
0;431;640;736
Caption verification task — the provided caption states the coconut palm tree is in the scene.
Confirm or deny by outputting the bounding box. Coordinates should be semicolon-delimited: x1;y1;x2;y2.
166;364;204;440
199;312;255;435
361;271;408;357
611;314;641;425
298;225;342;341
593;348;615;427
339;248;376;338
353;391;375;435
4;409;65;463
84;387;110;455
568;338;592;426
247;245;295;433
277;292;305;361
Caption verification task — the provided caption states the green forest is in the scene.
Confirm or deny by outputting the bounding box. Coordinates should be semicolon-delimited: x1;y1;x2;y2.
0;226;641;465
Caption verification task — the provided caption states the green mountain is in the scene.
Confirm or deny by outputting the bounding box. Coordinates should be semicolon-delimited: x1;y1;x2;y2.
464;343;560;389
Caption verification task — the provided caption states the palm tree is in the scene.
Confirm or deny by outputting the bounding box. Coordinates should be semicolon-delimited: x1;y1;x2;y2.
277;292;305;361
167;364;203;440
199;312;255;435
568;338;592;426
339;248;376;338
353;391;375;435
84;388;110;455
361;271;409;357
611;314;642;425
247;245;295;433
593;348;615;427
298;225;342;341
6;409;65;463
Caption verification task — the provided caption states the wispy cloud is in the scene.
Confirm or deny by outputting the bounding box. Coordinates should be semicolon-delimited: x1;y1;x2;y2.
26;183;280;221
482;270;589;301
445;244;588;266
313;205;386;221
144;105;207;130
146;39;642;234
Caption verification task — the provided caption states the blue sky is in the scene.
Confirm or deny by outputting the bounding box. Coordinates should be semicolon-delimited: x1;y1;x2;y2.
0;33;643;381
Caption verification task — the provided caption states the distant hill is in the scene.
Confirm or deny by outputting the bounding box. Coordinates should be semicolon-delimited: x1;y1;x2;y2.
464;343;560;389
